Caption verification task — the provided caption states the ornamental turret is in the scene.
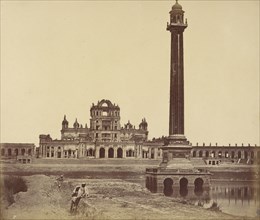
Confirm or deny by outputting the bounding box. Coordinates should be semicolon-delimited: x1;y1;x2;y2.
62;115;68;129
139;118;148;131
73;118;79;129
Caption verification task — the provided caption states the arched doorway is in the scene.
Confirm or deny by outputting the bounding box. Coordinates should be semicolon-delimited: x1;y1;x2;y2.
117;148;123;158
99;148;105;158
179;177;188;197
194;178;204;196
108;148;114;158
163;178;173;196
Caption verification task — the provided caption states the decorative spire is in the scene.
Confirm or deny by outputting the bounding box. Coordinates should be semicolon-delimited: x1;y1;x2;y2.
62;114;68;127
73;118;79;128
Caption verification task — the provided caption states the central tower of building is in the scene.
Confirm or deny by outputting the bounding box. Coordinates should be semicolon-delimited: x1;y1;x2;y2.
167;0;188;141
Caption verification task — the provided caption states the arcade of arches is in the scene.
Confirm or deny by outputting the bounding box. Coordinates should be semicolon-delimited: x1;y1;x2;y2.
146;176;206;197
0;143;34;158
191;146;260;165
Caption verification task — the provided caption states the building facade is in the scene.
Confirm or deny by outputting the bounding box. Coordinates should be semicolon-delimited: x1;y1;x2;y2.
39;99;153;159
191;143;260;165
0;143;35;163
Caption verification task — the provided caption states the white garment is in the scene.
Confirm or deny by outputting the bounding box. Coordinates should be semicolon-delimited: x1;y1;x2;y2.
78;186;89;198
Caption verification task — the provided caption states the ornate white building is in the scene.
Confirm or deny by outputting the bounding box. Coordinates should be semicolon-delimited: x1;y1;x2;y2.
38;99;157;159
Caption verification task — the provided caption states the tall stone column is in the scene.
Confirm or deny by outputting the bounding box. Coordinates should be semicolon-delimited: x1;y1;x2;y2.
167;0;188;143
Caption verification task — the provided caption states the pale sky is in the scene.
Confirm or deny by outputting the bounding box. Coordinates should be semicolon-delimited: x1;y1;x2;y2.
1;0;259;146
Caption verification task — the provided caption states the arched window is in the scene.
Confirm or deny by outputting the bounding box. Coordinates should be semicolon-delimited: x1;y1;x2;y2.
28;149;32;156
151;148;155;159
225;151;229;158
21;149;25;156
127;149;134;157
199;150;203;157
238;151;241;159
231;151;235;159
244;151;248;159
192;151;196;157
205;151;209;157
218;151;222;158
8;149;12;156
1;148;5;156
101;102;108;107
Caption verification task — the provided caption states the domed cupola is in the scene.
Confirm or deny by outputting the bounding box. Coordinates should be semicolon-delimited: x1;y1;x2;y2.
139;118;148;131
62;115;68;129
73;118;79;129
172;0;182;11
169;0;186;24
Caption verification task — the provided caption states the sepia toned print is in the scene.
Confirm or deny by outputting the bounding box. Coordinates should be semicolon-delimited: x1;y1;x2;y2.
1;1;259;219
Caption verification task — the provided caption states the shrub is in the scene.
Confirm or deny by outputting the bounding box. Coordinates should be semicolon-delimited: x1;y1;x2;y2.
207;201;220;212
3;175;27;205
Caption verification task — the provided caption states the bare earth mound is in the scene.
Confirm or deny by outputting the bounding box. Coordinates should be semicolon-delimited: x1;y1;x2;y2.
1;175;239;220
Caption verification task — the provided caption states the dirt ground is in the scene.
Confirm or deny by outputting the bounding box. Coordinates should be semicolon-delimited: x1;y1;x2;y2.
0;175;242;220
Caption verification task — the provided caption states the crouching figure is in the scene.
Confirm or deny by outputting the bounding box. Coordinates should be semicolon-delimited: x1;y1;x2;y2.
70;183;89;214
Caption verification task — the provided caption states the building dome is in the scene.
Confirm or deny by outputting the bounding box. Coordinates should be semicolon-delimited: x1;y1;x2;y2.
73;118;79;128
172;0;182;10
62;115;68;125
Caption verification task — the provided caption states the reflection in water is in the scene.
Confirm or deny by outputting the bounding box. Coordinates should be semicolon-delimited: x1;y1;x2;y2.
180;178;188;197
180;188;188;197
208;182;259;218
155;180;259;218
